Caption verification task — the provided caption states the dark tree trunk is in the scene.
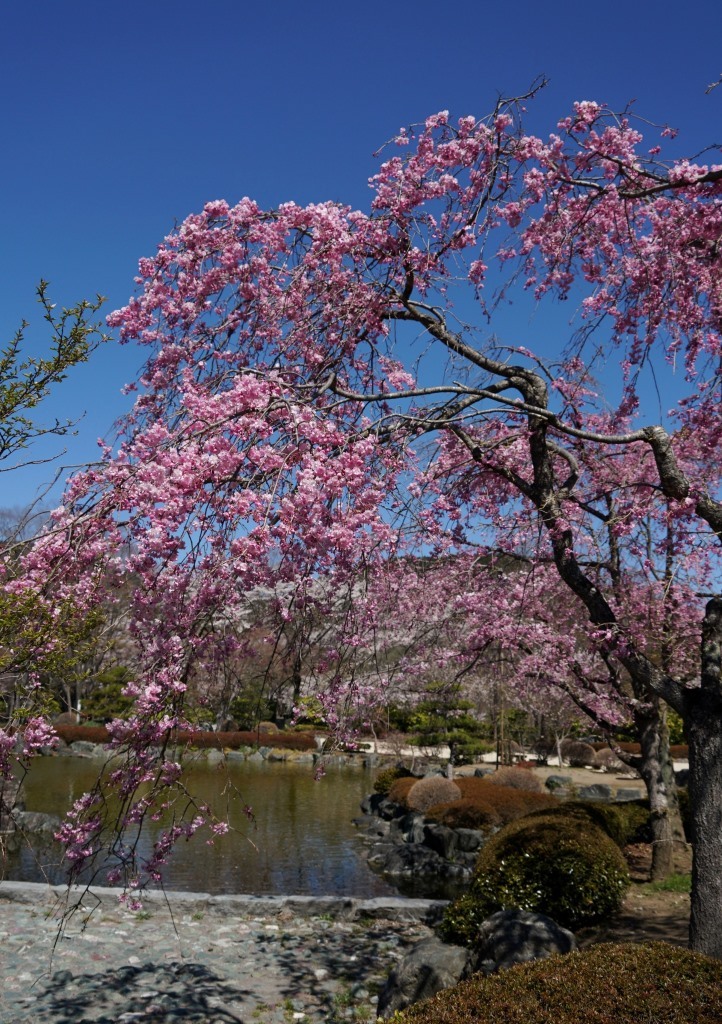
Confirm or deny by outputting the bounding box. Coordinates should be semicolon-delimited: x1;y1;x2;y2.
686;597;722;957
634;699;685;881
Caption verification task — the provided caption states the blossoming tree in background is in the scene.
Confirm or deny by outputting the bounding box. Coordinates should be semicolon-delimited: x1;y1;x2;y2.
7;86;722;953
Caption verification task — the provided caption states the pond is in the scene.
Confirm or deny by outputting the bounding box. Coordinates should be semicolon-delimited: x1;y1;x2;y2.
3;755;400;898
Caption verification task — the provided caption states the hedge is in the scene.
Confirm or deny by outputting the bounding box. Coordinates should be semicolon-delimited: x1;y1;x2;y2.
54;724;319;750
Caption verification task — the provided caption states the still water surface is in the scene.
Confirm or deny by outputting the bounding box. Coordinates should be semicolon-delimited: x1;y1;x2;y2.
7;757;398;898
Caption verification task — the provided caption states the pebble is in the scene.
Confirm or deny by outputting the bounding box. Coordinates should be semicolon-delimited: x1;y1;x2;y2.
0;886;438;1023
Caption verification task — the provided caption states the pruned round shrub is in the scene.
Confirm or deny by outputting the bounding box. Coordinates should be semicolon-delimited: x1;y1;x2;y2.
592;747;625;772
486;765;544;792
398;942;722;1024
373;764;414;795
425;797;501;831
455;778;558;823
611;799;653;844
525;799;650;848
559;738;596;767
440;812;629;941
387;775;420;806
406;776;462;813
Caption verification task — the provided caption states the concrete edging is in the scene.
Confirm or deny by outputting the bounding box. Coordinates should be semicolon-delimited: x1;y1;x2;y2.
0;879;447;923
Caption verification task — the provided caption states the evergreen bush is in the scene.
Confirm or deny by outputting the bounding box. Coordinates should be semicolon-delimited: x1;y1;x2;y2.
373;765;414;795
525;800;651;848
440;812;629;941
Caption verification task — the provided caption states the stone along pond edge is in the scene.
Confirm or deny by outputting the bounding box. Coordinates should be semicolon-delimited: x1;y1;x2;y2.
0;879;448;923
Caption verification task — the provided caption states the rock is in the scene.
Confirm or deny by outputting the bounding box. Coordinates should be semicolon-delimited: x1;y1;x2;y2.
476;909;577;971
577;783;612;801
68;740;107;757
368;841;463;880
473;767;493;777
454;828;486;852
615;788;644;802
675;768;689;788
422;824;458;859
377;937;475;1017
544;774;573;791
12;810;62;836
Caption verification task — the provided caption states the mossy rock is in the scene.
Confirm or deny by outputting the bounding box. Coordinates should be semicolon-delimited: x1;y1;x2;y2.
440;813;629;942
395;942;722;1024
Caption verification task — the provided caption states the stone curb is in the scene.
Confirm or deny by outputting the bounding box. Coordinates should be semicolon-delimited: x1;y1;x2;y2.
0;880;447;923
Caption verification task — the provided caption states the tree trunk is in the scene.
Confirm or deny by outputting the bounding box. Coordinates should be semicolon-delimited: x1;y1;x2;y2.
634;700;685;881
686;597;722;957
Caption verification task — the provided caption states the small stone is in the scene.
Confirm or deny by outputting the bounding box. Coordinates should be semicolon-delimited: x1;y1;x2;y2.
51;969;74;983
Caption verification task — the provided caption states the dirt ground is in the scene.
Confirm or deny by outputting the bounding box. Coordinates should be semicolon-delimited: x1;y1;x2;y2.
577;842;691;949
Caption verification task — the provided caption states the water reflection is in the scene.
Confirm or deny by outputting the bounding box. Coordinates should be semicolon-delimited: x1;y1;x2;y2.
4;756;397;898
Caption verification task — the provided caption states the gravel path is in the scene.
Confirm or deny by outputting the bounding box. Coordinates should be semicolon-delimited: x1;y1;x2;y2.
0;883;442;1024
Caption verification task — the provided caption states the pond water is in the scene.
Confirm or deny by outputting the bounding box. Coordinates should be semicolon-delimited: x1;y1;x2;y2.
4;756;399;898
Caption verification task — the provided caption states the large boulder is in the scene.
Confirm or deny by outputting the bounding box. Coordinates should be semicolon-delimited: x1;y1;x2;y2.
377;910;577;1017
377;937;475;1018
475;909;577;971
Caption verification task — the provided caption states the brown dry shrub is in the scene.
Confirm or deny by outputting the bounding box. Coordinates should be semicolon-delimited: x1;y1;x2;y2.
455;778;558;823
425;798;501;831
407;776;462;813
592;747;625;772
559;738;596;767
387;775;419;806
486;765;544;792
55;724;110;745
54;725;318;751
398;943;721;1024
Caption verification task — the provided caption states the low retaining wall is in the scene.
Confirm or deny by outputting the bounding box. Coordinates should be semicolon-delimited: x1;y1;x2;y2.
0;879;447;923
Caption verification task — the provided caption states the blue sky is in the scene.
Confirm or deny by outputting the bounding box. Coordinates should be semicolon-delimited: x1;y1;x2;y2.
2;0;721;510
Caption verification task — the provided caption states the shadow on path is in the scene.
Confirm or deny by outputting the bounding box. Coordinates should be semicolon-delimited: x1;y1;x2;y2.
10;961;252;1023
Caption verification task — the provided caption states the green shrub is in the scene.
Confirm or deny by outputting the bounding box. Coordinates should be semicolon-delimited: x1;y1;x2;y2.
610;799;652;844
407;776;462;813
525;799;651;849
396;942;722;1024
373;765;414;795
440;813;629;941
425;798;501;831
486;765;544;792
81;667;134;722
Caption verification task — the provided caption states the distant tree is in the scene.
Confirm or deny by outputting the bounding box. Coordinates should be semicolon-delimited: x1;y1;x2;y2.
0;285;105;829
